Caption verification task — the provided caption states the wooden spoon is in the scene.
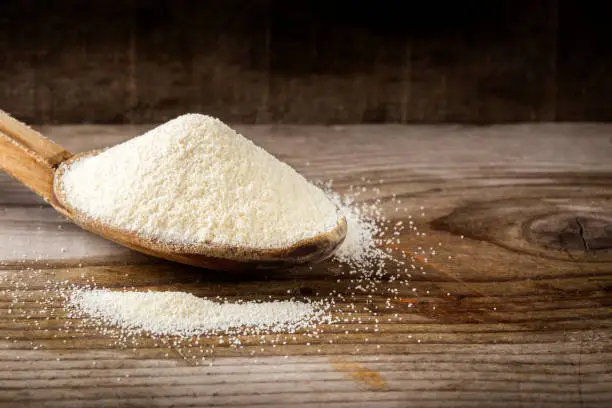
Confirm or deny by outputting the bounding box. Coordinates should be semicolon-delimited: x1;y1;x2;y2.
0;110;347;271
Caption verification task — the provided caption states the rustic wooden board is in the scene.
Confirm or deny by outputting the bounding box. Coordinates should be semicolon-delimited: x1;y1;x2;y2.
1;124;612;407
1;1;612;124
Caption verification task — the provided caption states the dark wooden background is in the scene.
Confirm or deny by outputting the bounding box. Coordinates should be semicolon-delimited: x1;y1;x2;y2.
1;0;611;124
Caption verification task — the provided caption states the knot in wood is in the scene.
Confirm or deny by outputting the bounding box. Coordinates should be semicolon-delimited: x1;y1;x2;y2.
526;212;612;255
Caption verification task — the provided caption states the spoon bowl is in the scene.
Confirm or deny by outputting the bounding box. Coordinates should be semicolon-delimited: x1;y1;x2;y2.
0;110;347;271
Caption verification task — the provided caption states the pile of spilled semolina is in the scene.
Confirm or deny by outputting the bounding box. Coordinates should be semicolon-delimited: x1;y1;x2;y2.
2;113;440;357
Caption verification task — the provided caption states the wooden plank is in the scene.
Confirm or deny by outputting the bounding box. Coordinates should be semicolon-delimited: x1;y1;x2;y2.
1;1;609;124
0;124;612;407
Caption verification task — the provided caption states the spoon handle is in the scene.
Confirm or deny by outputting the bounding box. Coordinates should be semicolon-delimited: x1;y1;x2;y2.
0;109;72;205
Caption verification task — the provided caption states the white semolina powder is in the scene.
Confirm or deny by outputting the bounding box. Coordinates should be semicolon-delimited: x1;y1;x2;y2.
327;190;383;263
59;114;340;249
25;179;419;348
68;289;329;337
64;185;398;340
54;115;414;342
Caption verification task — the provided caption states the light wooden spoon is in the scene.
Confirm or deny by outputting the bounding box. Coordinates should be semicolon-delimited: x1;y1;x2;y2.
0;110;347;271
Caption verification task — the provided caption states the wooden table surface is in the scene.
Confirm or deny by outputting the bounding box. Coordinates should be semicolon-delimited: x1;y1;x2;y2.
1;124;612;408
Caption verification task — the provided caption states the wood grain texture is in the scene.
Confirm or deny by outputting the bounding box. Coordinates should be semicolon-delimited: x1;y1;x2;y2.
1;1;611;124
1;124;612;407
0;110;72;207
